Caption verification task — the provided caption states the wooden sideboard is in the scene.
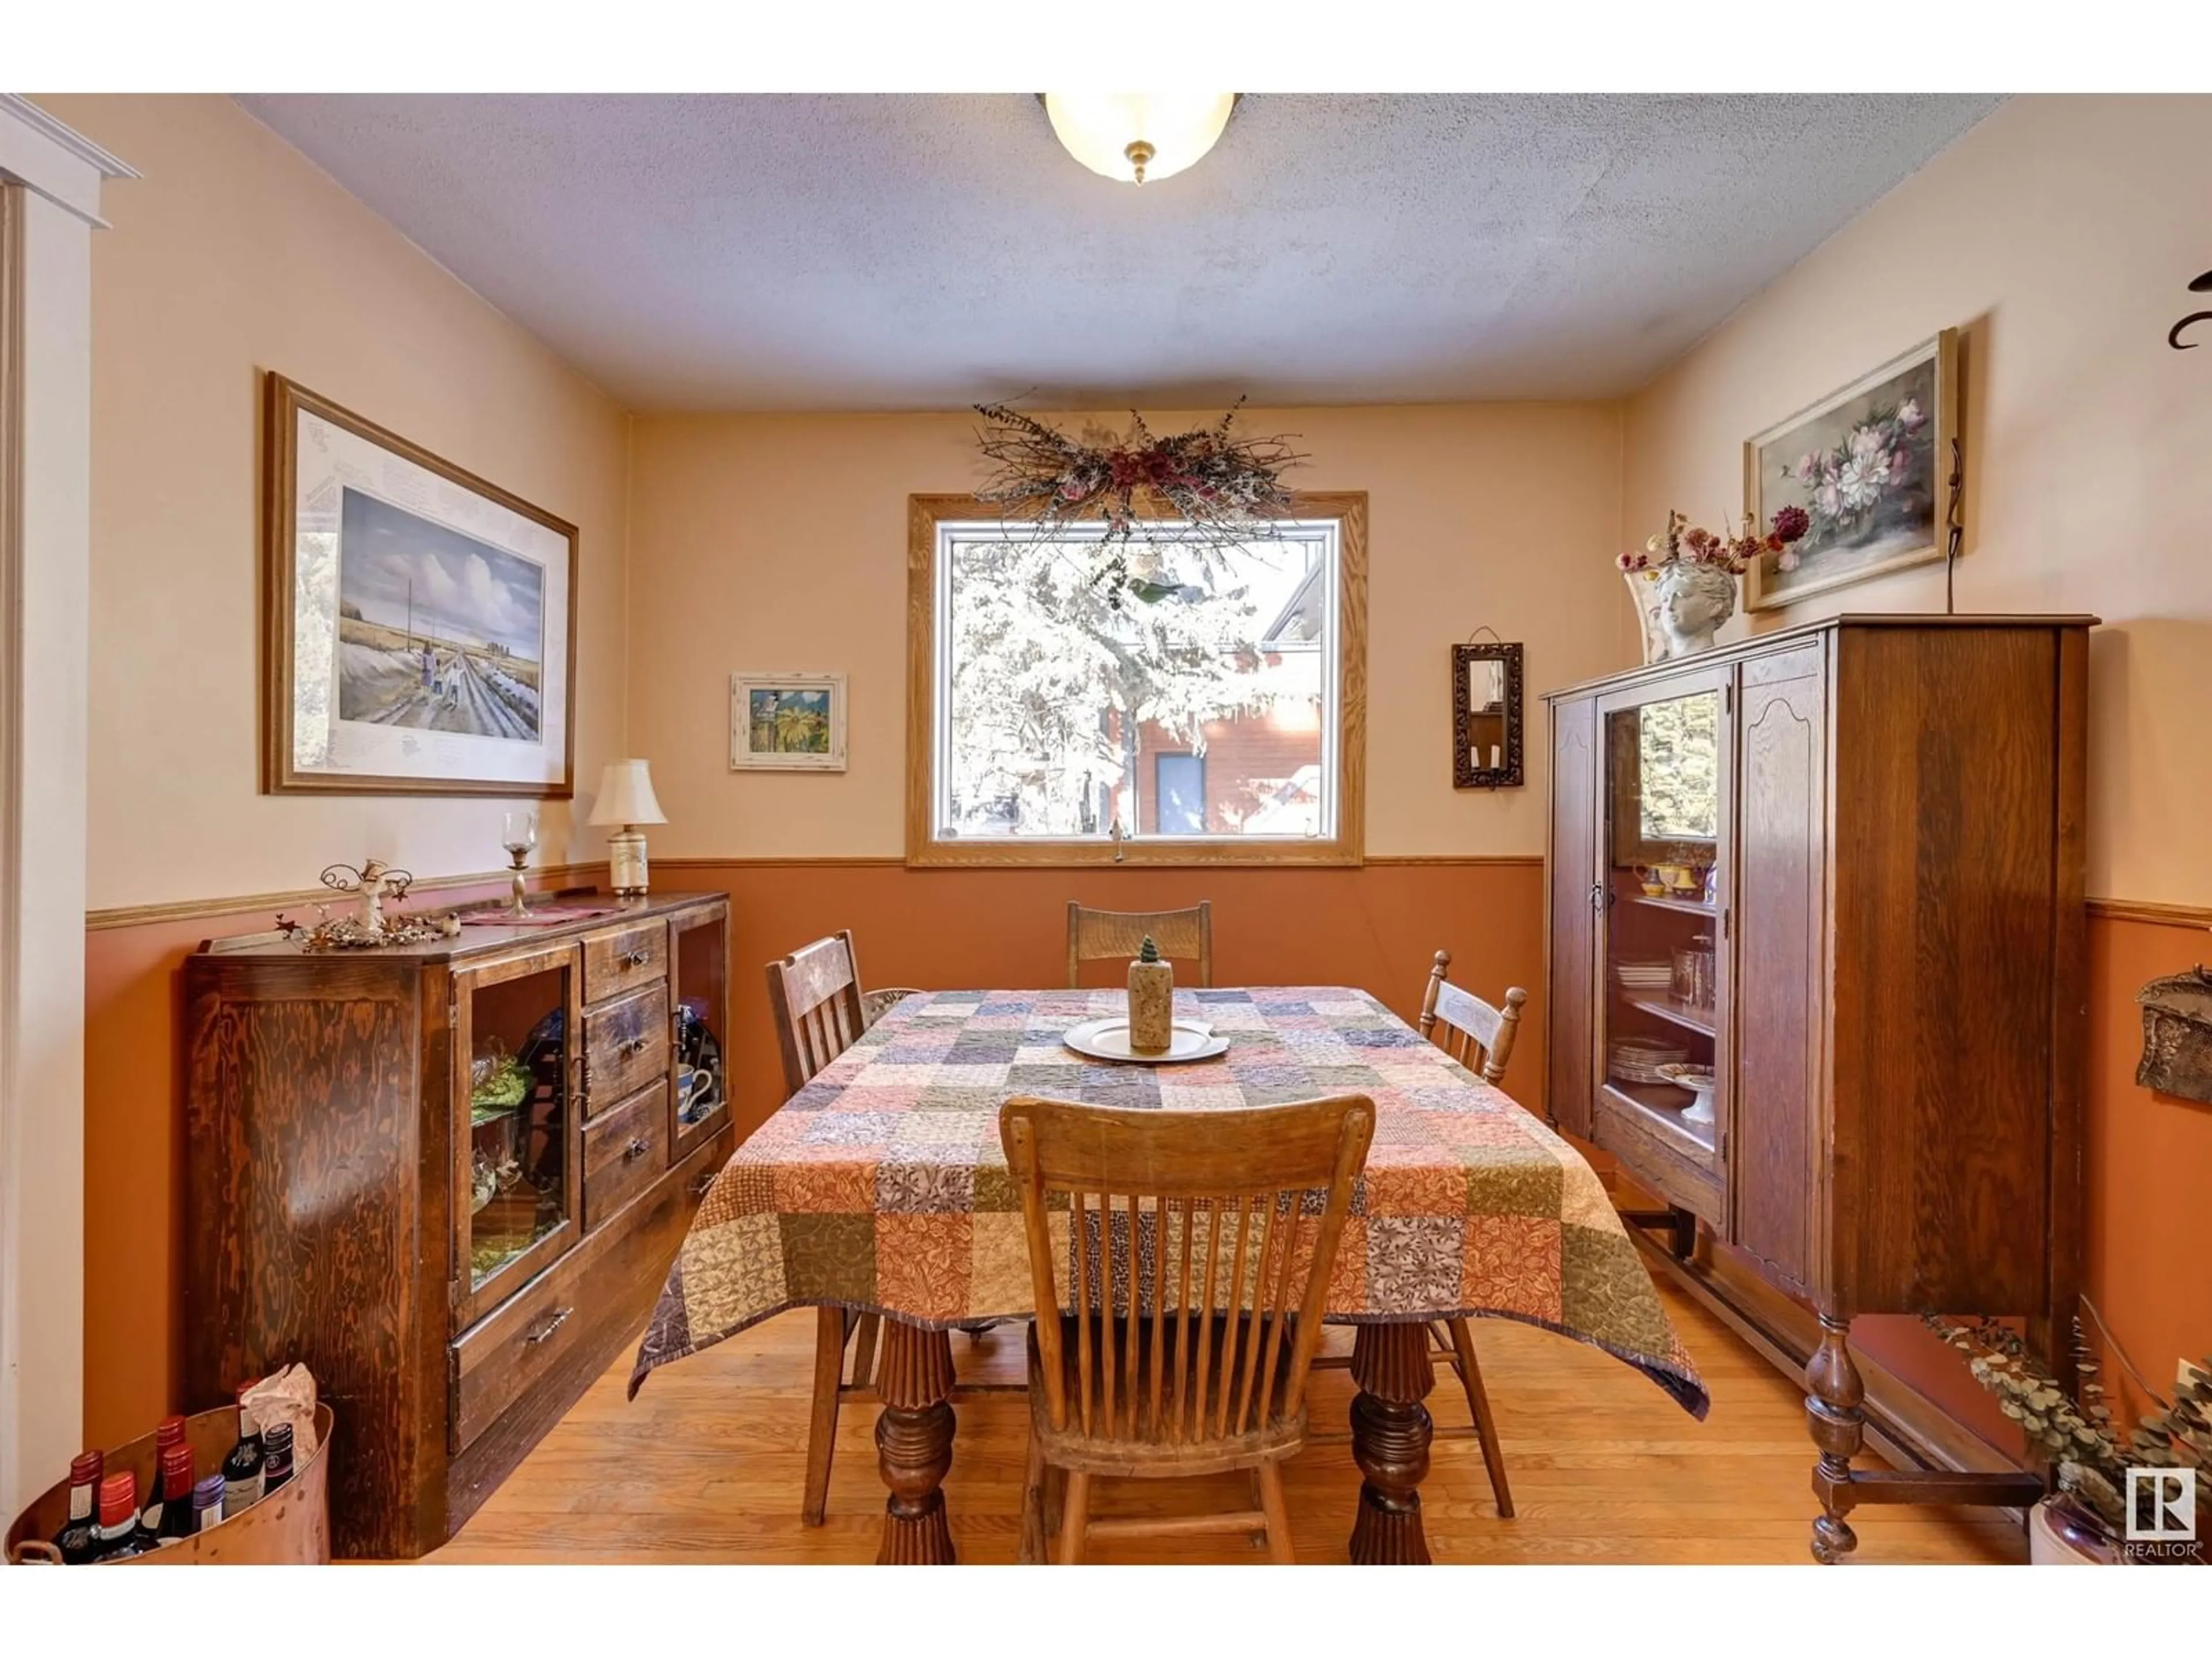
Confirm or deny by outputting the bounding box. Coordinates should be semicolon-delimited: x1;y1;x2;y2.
1543;615;2093;1562
183;892;735;1558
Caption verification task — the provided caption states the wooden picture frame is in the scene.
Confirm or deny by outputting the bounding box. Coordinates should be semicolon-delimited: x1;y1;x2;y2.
1452;641;1524;789
730;672;849;771
1743;328;1959;612
263;374;578;796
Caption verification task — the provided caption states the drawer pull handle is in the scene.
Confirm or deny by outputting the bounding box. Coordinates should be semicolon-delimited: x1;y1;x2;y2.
524;1306;574;1346
624;1137;651;1162
624;948;651;967
621;1035;648;1058
691;1170;717;1198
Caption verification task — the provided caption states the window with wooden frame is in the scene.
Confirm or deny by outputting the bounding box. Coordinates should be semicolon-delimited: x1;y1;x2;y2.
906;492;1366;867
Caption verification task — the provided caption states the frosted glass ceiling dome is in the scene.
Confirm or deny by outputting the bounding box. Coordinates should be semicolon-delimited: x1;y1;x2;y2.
1043;93;1238;185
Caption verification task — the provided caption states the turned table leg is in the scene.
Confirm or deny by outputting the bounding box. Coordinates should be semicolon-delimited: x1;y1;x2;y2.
874;1320;957;1565
1805;1313;1864;1565
1349;1323;1437;1565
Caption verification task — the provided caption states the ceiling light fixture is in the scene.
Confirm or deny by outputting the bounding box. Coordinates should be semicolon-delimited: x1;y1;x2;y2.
1041;93;1238;186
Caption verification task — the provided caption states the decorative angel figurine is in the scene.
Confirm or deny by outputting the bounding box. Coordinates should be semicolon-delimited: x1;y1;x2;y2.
321;858;415;941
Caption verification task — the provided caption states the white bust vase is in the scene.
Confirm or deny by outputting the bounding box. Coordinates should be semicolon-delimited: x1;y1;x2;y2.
1653;560;1738;660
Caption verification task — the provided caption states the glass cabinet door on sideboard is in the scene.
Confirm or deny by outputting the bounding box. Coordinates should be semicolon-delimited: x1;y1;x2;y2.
668;905;731;1158
1594;669;1730;1221
453;941;584;1331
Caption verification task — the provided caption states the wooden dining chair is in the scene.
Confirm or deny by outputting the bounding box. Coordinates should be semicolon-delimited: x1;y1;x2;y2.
1417;948;1528;1088
767;931;962;1527
1306;950;1527;1517
1413;950;1526;1515
1066;900;1213;988
1001;1092;1376;1563
860;986;921;1029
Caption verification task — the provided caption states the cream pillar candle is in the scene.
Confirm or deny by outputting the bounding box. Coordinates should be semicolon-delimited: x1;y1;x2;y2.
1126;935;1175;1054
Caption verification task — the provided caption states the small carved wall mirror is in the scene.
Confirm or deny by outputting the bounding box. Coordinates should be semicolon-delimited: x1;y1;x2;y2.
1452;638;1524;789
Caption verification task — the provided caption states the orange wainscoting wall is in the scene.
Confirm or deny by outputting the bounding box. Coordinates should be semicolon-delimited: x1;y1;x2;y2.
78;865;2211;1463
78;855;1545;1448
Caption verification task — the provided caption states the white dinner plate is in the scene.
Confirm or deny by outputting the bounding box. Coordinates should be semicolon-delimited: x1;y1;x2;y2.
1062;1017;1229;1065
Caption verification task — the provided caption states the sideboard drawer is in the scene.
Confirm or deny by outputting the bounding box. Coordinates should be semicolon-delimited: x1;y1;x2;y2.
583;1081;669;1230
583;919;667;1005
450;1243;590;1453
584;983;669;1110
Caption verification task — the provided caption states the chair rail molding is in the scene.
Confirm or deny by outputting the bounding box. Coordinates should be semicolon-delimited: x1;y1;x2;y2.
0;95;132;1518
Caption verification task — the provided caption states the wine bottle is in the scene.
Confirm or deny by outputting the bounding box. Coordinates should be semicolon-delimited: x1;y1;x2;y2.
191;1474;225;1534
138;1417;187;1536
150;1442;196;1543
220;1388;264;1517
52;1450;104;1564
261;1422;295;1495
90;1472;150;1560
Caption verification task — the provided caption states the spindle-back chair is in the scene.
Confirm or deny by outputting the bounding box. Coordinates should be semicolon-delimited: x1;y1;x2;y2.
1001;1092;1374;1563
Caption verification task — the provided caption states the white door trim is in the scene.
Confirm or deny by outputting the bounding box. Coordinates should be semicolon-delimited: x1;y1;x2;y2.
0;96;131;1520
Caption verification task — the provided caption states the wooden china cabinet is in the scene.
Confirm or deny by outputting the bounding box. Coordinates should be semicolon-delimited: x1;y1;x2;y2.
1544;615;2092;1562
183;892;734;1558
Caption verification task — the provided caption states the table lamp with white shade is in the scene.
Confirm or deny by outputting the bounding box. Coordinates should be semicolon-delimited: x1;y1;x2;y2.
590;759;668;897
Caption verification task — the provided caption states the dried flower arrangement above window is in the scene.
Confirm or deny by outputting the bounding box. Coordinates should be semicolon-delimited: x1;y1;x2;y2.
971;400;1306;605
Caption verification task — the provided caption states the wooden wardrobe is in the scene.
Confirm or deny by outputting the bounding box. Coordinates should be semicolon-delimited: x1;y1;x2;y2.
1543;614;2092;1562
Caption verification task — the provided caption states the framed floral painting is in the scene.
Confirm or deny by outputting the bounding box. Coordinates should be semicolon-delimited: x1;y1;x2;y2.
1743;328;1957;612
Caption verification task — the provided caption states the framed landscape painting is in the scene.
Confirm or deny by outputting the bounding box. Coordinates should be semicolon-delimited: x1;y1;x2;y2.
263;374;577;795
1743;328;1957;612
731;672;847;771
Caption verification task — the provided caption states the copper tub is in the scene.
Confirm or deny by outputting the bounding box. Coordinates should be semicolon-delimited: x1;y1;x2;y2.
6;1403;332;1565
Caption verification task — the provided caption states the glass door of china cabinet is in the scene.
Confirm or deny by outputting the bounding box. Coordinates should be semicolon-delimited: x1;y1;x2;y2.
453;941;584;1331
668;906;730;1158
1596;671;1732;1203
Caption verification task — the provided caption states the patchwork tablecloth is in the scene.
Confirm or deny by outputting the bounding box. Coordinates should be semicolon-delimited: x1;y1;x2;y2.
631;987;1706;1416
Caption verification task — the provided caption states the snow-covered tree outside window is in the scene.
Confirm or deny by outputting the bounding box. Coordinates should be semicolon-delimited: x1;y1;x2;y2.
926;518;1342;846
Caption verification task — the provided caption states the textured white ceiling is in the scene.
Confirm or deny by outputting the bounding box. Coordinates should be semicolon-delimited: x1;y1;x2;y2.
237;93;1999;411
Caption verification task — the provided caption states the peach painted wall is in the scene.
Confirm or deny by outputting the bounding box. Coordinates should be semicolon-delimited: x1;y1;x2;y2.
626;404;1627;859
1624;93;2212;908
1624;94;2212;1424
35;95;635;913
37;92;632;1444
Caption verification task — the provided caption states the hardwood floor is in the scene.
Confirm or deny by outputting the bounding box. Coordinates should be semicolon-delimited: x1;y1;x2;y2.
433;1278;2024;1565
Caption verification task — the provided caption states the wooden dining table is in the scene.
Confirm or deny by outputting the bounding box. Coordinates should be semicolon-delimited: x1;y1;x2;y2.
631;986;1707;1564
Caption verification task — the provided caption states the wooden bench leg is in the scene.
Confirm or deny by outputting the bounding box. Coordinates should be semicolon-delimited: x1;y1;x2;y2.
1445;1316;1514;1518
